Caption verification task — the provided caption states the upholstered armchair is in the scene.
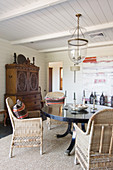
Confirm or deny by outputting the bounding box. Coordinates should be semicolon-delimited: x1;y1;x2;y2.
74;108;113;170
44;92;65;129
6;97;43;158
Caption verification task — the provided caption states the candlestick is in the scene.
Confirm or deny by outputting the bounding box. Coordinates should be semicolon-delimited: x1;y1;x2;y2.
92;98;97;110
83;97;85;105
73;98;76;109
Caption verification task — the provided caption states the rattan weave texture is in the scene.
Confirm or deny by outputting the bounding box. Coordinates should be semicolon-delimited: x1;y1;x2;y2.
74;109;113;170
6;97;43;158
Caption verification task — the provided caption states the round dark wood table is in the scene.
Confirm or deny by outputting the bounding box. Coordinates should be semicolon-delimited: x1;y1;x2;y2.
41;104;109;155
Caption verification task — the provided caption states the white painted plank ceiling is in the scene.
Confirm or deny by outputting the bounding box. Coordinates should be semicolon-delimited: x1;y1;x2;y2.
0;0;113;52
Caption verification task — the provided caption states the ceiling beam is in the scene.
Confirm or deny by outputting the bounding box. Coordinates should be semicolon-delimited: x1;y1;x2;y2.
38;41;113;53
86;22;113;32
11;21;113;45
11;31;70;45
0;0;68;22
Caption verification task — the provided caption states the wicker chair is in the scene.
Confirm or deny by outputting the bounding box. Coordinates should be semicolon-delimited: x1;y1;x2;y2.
44;92;65;130
74;108;113;170
6;97;43;158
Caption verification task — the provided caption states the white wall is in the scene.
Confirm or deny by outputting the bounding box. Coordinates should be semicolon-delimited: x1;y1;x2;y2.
1;38;113;121
0;38;46;120
45;46;113;104
45;51;83;103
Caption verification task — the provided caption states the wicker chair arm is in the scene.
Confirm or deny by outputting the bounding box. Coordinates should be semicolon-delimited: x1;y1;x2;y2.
74;123;90;160
74;123;89;144
15;117;42;122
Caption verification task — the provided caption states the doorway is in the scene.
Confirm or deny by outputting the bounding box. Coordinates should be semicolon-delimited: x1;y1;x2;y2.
48;62;63;92
49;67;53;92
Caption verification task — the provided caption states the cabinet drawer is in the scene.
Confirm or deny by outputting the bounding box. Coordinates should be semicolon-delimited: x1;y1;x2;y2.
17;96;41;111
22;94;41;102
25;100;41;108
27;105;41;111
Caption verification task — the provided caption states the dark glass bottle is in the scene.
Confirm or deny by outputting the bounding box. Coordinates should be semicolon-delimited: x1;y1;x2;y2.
100;93;105;105
111;96;113;107
89;92;94;104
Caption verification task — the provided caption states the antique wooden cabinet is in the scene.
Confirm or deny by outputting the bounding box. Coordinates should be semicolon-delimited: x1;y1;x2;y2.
5;61;42;111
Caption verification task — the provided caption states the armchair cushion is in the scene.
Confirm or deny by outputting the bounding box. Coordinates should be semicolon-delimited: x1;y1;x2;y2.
45;92;65;99
45;97;65;105
45;92;65;105
13;99;28;119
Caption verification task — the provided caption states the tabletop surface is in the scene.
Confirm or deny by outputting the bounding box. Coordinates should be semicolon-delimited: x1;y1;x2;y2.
41;104;111;123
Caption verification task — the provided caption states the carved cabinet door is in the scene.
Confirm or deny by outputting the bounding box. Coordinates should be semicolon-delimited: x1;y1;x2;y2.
29;71;39;92
17;70;27;92
17;69;39;93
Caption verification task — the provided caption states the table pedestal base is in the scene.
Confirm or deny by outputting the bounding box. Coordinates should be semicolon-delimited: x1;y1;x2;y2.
56;122;85;155
56;122;72;138
56;122;75;155
65;128;76;155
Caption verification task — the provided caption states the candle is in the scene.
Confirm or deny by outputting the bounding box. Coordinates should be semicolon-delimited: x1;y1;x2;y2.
74;92;76;100
83;90;85;97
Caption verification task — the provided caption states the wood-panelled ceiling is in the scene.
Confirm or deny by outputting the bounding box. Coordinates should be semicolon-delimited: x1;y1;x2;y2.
0;0;113;52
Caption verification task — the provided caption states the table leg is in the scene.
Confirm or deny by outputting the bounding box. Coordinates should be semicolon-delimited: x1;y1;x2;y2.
65;126;76;156
64;123;85;155
56;122;72;138
81;123;86;132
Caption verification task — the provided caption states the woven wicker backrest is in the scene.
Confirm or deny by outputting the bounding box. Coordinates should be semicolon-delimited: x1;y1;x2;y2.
6;97;16;129
89;109;113;154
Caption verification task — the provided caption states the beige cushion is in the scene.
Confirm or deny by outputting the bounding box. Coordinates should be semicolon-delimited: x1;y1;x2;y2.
45;92;64;99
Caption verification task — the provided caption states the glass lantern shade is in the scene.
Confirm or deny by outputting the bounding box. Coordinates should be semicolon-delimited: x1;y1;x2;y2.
68;38;88;65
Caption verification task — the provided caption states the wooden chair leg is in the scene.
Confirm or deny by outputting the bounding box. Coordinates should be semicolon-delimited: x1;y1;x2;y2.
74;156;78;165
74;144;79;165
9;145;13;158
47;117;51;130
40;145;43;155
40;135;43;155
9;135;14;158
